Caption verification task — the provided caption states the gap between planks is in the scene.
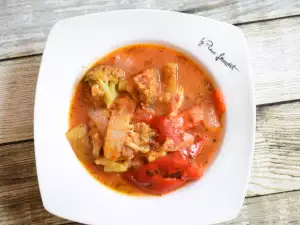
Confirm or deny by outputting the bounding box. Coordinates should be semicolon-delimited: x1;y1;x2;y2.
0;0;300;60
0;141;299;224
1;101;300;198
1;16;300;143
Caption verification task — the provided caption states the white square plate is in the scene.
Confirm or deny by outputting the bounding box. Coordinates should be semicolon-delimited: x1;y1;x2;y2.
34;9;255;225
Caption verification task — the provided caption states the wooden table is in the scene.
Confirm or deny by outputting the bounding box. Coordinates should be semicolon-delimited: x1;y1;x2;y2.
1;1;300;224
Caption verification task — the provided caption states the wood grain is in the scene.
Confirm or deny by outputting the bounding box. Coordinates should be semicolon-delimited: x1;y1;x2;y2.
1;16;300;143
248;102;300;196
1;0;300;59
0;140;299;224
241;17;300;105
0;141;70;225
0;56;40;143
221;191;300;225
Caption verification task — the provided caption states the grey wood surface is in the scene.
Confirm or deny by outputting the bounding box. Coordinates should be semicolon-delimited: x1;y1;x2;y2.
248;102;300;196
0;141;299;225
1;0;300;224
1;16;300;143
243;16;300;105
1;0;300;59
222;191;300;225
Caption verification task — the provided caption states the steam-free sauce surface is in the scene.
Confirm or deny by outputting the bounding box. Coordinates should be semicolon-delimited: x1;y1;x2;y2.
69;44;224;195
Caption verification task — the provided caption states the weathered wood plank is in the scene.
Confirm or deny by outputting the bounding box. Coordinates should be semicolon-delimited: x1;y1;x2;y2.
247;102;300;196
0;56;40;143
1;0;300;59
241;17;300;105
221;191;300;225
1;16;300;143
0;140;299;224
0;142;70;225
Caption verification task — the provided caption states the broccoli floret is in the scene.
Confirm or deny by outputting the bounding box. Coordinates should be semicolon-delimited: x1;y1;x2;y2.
86;65;125;108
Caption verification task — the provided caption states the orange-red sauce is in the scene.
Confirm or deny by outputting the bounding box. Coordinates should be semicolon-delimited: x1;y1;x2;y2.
69;44;224;195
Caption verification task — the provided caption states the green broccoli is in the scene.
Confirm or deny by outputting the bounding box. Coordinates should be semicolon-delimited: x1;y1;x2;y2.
86;65;125;108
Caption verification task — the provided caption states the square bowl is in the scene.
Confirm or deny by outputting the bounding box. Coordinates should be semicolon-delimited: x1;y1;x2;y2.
34;9;255;225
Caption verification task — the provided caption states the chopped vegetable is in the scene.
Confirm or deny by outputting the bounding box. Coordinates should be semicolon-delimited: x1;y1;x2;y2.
66;124;93;164
175;132;195;151
133;108;153;123
150;116;182;144
179;103;220;131
159;138;175;152
180;105;204;130
169;86;184;116
95;157;129;172
86;65;125;108
68;45;226;196
163;63;178;96
111;95;137;114
104;111;132;161
133;69;161;106
104;161;129;172
215;89;226;116
125;142;150;154
134;122;157;144
123;142;203;195
91;132;103;158
203;102;220;130
147;150;167;162
124;122;157;154
88;108;109;137
124;171;185;195
162;63;184;116
118;78;139;101
104;97;136;161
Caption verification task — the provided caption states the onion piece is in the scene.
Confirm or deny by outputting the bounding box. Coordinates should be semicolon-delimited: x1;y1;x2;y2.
66;124;93;163
203;102;221;130
176;132;195;151
88;109;109;137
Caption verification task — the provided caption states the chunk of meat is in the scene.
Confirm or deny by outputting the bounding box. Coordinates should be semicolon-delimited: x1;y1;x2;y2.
133;69;161;106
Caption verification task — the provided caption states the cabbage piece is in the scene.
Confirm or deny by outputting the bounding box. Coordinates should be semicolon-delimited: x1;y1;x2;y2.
104;96;136;161
66;124;93;163
95;157;129;172
88;108;109;137
104;112;132;160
